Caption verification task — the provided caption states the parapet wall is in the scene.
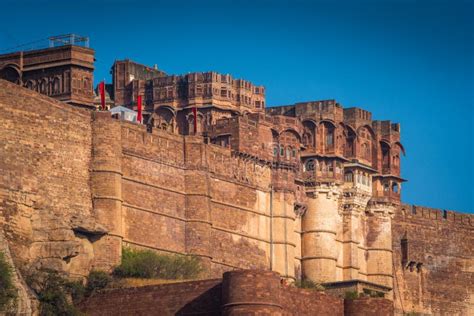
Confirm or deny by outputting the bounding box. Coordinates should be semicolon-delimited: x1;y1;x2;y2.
398;204;474;227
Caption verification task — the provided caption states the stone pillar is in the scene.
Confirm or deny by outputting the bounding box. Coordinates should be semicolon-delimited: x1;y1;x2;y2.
222;270;282;315
302;184;340;282
90;112;123;271
184;136;212;276
270;190;295;280
366;201;396;296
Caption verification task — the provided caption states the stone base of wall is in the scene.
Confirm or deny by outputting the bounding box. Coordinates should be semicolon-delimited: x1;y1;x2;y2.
79;270;394;315
344;297;394;316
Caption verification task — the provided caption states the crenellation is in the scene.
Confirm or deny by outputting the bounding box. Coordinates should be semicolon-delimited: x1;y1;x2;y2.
398;204;474;228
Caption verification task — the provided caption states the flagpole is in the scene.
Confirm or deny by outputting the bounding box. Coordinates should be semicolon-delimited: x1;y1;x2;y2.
102;78;105;111
137;95;142;124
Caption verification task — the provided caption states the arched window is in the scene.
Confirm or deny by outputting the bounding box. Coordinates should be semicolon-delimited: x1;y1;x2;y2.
326;127;334;146
52;77;61;95
305;159;315;171
25;80;35;90
40;79;48;94
302;120;316;148
196;115;203;133
320;122;335;152
344;171;353;183
0;65;21;84
292;148;297;158
187;116;195;134
381;142;391;171
303;133;311;147
273;146;278;157
346;128;356;157
392;182;399;193
393;154;400;167
280;146;284;157
156;107;176;133
328;163;334;173
383;182;390;192
286;147;292;159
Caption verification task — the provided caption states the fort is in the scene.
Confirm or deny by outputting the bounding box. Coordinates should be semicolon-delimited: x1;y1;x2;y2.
0;37;472;315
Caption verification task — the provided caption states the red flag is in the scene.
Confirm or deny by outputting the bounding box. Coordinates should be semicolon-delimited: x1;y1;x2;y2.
99;81;106;110
137;95;142;124
192;107;197;134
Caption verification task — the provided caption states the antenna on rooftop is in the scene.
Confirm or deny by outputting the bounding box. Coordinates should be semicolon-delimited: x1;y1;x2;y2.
48;34;89;48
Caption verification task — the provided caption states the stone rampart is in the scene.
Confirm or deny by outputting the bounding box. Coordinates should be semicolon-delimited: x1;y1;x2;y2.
392;204;474;315
79;270;346;316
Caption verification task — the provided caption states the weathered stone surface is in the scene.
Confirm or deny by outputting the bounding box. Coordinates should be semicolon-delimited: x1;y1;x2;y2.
0;80;107;281
392;205;474;315
0;230;38;315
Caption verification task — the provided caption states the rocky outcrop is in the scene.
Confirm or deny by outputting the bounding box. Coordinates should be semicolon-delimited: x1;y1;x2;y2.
0;229;38;315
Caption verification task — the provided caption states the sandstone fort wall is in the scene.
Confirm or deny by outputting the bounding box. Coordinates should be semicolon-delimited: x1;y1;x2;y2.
392;205;474;315
79;270;348;316
0;80;97;277
0;80;472;315
113;117;282;277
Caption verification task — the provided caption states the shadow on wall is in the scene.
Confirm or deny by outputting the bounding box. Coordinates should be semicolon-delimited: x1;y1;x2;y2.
177;283;222;315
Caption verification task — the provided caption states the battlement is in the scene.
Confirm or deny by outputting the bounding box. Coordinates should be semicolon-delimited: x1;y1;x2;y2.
150;71;265;110
373;120;401;138
344;107;373;128
110;60;266;113
182;71;265;94
265;104;296;116
398;204;474;227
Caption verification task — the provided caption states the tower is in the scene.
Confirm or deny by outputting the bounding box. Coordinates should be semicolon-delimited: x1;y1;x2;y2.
0;34;95;108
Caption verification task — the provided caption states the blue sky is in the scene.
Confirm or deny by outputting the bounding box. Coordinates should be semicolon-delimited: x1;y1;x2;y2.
1;0;473;213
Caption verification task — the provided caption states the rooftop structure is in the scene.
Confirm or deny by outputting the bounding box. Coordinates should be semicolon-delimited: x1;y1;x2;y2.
0;35;95;108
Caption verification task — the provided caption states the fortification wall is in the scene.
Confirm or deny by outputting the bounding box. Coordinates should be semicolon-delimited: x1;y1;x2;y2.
344;297;394;316
120;123;187;256
79;279;223;315
392;204;474;315
0;79;104;277
116;120;297;278
0;78;298;281
79;270;347;316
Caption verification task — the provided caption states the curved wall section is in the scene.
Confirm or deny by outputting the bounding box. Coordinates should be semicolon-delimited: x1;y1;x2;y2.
222;270;282;315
